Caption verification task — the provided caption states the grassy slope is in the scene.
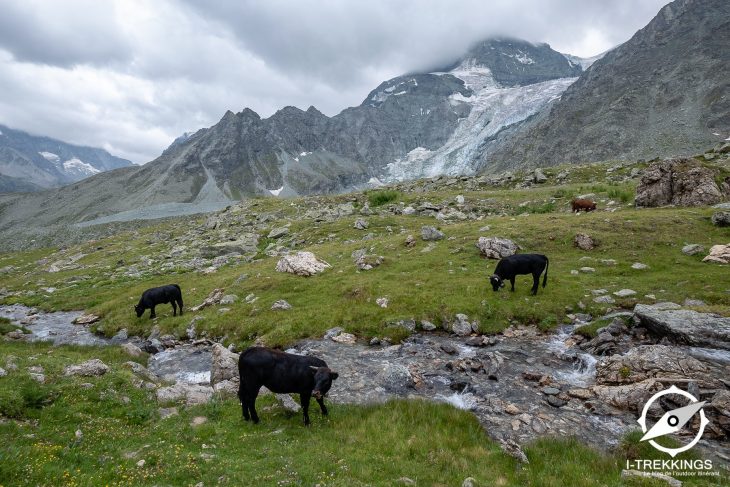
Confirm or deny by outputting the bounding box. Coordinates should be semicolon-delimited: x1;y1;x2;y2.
0;341;717;487
0;161;728;485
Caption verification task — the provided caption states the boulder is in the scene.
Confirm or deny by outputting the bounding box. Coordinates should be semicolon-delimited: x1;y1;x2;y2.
73;313;100;325
635;158;725;207
121;343;144;358
451;314;478;336
267;226;289;239
156;383;213;406
574;234;595;251
64;359;109;377
633;304;730;350
190;288;225;312
711;211;730;227
219;294;238;305
533;168;547;184
353;219;369;230
421;226;444;241
275;252;331;276
331;332;357;344
376;363;413;392
211;343;239;387
681;244;704;256
271;300;292;311
475;237;518;259
596;345;712;386
702;243;730;264
592;379;663;411
404;235;416;248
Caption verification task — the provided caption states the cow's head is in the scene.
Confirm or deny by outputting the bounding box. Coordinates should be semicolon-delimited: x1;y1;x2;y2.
134;304;144;318
310;366;338;399
490;274;505;292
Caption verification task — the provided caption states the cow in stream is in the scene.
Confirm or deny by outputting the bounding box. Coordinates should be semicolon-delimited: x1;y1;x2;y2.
238;347;338;426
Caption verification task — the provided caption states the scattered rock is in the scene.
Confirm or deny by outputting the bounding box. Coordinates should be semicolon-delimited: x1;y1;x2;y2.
421;226;444;241
462;477;477;487
121;343;144;358
275;252;331;276
600;259;617;266
451;314;478;336
353;219;369;230
613;289;636;298
190;288;225;312
73;313;100;325
631;262;649;270
579;267;595;273
376;297;389;308
596;345;712;385
219;294;238;305
702;243;730;264
542;387;560;396
633;303;730;350
497;438;529;463
211;343;239;387
475;237;518;259
157;384;213;406
593;295;615;304
0;367;6;377
271;300;292;311
681;244;704;256
420;320;436;331
711;211;730;227
331;332;357;345
158;407;179;419
275;393;301;412
64;359;109;377
404;235;416;248
376;364;413;392
533;168;547;184
267;226;289;239
190;416;208;427
574;233;595;250
635;158;725;207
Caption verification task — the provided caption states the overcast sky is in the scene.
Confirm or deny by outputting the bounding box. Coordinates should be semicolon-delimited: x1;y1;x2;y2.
0;0;670;164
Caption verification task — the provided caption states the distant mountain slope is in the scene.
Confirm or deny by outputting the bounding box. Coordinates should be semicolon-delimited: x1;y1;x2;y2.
479;0;730;172
0;37;584;234
0;124;133;192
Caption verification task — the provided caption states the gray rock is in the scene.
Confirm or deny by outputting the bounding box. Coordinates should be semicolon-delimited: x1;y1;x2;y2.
635;158;726;207
211;343;239;387
596;345;713;386
421;226;444;241
158;407;179;419
0;367;6;377
613;289;636;298
533;168;547;183
475;237;518;259
353;218;369;230
121;343;144;358
542;387;560;395
420;320;437;331
275;394;301;413
580;267;595;273
275;252;331;276
631;262;649;270
681;244;704;256
621;470;682;487
547;396;567;407
711;211;730;227
271;300;292;311
219;294;238;305
376;364;413;392
323;327;344;340
633;303;730;350
404;235;416;247
267;226;289;239
702;243;730;264
156;383;213;406
574;233;595;251
64;359;109;377
451;314;478;336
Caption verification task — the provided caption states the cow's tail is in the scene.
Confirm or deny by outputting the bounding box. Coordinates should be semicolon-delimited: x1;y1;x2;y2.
542;256;549;288
172;284;181;291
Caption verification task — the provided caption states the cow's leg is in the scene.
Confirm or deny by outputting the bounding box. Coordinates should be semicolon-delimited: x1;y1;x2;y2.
509;277;515;292
300;393;311;426
531;272;540;295
247;387;261;424
316;397;328;416
149;306;156;319
171;301;177;316
177;298;184;315
238;380;250;421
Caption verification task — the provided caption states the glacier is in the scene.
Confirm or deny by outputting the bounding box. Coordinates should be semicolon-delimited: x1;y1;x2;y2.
386;60;577;181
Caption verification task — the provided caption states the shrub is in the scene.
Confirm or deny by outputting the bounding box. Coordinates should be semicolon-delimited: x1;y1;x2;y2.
367;190;400;207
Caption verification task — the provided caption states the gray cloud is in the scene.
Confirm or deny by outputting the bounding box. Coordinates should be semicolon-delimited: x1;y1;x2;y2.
0;0;669;164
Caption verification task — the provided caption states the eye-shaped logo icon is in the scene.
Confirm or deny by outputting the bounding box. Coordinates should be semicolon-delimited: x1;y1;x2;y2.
638;385;710;457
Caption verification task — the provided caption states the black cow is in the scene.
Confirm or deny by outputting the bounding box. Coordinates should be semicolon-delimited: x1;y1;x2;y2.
134;284;183;319
238;347;338;426
490;254;549;295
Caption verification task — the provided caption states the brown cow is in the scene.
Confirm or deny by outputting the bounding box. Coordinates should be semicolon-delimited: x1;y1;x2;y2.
571;198;597;212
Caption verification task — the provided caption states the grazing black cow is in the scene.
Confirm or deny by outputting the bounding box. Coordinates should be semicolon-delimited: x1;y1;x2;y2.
238;347;338;426
490;254;549;295
134;284;183;319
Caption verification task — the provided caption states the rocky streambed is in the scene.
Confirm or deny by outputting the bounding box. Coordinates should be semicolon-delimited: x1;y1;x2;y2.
2;303;729;465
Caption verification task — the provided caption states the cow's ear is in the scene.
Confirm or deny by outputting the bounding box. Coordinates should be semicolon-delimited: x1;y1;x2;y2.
330;372;339;381
309;366;319;374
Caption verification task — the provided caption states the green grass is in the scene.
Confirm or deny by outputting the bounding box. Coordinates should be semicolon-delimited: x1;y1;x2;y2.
0;341;722;486
366;189;401;207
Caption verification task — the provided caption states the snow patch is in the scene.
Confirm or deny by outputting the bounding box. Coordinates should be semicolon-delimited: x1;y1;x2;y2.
504;50;535;64
367;177;384;187
63;158;100;175
299;151;311;157
269;186;284;196
39;151;60;163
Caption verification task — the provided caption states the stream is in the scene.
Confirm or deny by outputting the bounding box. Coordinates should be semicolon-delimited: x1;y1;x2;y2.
2;304;729;460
